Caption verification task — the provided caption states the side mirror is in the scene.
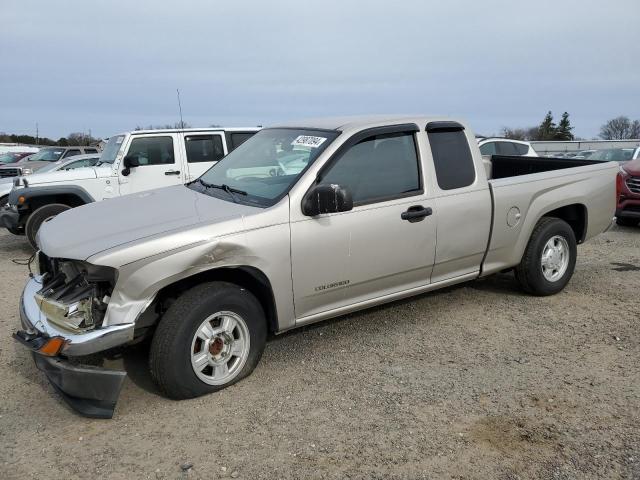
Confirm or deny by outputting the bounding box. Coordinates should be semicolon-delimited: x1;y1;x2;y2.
302;184;353;217
121;155;140;176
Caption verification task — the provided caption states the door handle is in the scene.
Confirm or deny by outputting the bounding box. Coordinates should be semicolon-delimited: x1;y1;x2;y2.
401;205;433;222
164;170;181;176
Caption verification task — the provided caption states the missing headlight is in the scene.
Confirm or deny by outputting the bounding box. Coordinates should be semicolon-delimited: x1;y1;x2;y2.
36;259;116;332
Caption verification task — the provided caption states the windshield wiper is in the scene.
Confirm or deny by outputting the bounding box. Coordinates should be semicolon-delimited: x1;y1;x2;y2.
196;179;247;203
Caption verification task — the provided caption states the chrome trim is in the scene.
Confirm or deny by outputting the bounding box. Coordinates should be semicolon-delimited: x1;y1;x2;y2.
625;176;640;194
21;276;134;356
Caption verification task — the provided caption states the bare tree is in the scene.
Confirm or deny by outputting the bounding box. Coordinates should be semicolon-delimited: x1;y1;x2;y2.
501;126;540;141
599;116;634;140
501;127;527;140
631;120;640;139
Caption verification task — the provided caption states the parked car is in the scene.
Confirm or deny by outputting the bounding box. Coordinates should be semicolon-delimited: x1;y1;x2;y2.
11;115;616;417
477;137;538;157
0;154;101;209
0;152;34;164
0;128;259;246
589;147;640;164
615;157;640;226
0;145;100;180
574;150;596;159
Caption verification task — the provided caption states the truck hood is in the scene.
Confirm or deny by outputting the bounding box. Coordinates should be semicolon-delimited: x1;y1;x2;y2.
38;185;262;262
25;166;109;185
622;158;640;176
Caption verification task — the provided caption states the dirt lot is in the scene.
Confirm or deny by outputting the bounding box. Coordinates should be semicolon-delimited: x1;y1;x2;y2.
0;226;638;480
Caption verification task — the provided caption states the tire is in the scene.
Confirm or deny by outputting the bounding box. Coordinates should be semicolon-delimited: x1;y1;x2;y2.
515;217;577;296
149;281;267;400
0;195;7;208
25;203;70;249
616;216;638;227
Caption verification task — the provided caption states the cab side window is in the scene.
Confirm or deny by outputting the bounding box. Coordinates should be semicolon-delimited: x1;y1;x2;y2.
319;132;421;205
428;129;475;190
185;135;224;163
127;136;175;165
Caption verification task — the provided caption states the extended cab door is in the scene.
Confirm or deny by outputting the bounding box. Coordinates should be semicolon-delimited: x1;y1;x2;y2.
182;132;227;182
424;122;492;283
290;125;437;320
117;133;184;195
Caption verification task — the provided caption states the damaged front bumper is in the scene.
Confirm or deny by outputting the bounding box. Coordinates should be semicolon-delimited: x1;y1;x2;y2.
13;276;134;418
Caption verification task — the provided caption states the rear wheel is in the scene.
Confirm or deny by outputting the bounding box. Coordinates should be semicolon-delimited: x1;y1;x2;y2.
25;203;71;249
616;216;638;227
149;281;267;400
515;217;577;296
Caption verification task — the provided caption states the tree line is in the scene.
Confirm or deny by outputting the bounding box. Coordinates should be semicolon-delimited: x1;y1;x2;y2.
3;115;639;146
501;112;640;141
0;131;101;147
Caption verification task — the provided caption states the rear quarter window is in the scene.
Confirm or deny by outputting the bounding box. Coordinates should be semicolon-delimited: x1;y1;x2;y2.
427;129;476;190
514;143;530;155
495;142;518;156
229;132;255;151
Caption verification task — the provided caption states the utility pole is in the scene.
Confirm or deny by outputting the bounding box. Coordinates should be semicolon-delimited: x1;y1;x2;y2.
176;89;184;129
36;123;39;145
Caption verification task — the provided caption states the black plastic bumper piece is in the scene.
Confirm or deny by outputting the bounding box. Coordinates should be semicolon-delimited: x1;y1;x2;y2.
13;329;126;419
0;206;19;229
616;209;640;219
32;353;126;419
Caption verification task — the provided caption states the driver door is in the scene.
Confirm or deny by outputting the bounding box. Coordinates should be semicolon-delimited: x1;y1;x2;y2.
118;133;184;195
290;128;437;320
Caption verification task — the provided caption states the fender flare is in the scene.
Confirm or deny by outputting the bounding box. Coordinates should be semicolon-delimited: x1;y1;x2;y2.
8;185;95;207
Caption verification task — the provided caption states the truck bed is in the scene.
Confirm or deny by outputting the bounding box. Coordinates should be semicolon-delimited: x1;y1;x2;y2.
481;156;618;277
486;155;604;180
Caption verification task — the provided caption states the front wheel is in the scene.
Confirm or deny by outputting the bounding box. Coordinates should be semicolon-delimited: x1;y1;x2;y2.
149;281;267;399
25;203;71;248
515;217;577;296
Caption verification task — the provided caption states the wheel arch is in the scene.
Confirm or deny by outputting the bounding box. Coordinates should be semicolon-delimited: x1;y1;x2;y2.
148;266;279;335
539;203;587;244
10;186;94;213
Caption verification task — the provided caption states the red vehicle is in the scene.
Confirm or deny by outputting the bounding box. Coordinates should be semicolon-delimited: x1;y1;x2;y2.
616;156;640;226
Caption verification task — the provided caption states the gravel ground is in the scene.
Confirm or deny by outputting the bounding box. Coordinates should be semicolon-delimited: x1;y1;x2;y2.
0;226;639;480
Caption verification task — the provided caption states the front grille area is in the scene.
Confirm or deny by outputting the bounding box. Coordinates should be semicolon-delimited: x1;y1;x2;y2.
0;168;20;178
626;176;640;194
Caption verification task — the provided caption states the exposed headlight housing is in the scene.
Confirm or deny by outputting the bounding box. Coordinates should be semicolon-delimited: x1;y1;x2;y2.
34;256;117;332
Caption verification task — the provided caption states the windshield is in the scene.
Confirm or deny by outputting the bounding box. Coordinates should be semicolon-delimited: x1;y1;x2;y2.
99;135;126;164
0;153;23;164
27;148;65;162
189;128;339;207
589;148;635;162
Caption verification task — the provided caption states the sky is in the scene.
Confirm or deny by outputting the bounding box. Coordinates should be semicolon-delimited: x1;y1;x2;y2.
1;0;639;140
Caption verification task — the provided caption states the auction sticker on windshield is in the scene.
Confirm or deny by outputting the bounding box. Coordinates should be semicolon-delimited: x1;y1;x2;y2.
291;135;327;148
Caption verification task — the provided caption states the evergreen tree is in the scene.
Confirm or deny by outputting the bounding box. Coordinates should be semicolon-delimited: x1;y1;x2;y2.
554;112;574;140
537;111;557;140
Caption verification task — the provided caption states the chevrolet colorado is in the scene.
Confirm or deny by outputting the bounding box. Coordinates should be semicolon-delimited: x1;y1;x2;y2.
12;116;617;418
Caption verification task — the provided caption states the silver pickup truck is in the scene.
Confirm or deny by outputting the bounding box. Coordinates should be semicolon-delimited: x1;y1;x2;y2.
13;116;617;418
